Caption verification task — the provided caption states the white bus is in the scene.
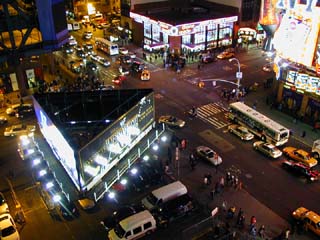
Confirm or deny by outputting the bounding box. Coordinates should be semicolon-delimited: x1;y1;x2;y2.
228;102;290;146
95;37;119;56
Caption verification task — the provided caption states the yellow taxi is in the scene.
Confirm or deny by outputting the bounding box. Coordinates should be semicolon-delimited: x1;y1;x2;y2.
283;147;318;168
141;69;150;81
292;207;320;236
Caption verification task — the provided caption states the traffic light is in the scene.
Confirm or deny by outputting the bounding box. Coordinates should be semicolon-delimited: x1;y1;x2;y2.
198;81;204;88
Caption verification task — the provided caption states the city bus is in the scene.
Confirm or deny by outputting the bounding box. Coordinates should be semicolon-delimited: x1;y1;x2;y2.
95;37;119;56
228;102;290;146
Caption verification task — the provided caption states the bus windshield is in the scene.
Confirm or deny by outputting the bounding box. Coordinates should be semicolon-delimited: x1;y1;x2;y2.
228;102;290;146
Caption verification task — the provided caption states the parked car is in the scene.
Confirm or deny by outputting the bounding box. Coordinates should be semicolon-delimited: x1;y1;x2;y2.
282;160;319;181
0;213;20;240
195;146;222;166
4;124;36;137
155;193;197;227
58;199;80;219
283;147;318;168
131;61;145;73
158;115;185;128
6;103;32;116
228;124;254;141
292;207;320;236
0;116;8;125
253;141;282;158
101;205;144;231
0;192;9;214
15;104;34;118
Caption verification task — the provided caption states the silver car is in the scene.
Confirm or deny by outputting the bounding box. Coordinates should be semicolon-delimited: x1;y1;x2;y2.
195;146;222;166
4;124;36;137
253;141;282;158
228;124;254;141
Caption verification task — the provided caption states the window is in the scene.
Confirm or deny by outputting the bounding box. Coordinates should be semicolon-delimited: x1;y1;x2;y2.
125;231;132;237
144;222;152;230
152;24;160;42
133;226;142;234
182;35;191;44
144;23;151;38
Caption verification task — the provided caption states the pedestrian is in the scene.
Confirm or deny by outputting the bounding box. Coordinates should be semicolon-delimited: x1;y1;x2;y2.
219;176;225;189
197;63;201;70
237;180;243;190
301;130;306;138
285;228;290;239
214;181;220;193
234;177;239;189
237;208;244;224
203;176;208;186
227;206;236;219
250;216;257;227
258;225;265;238
210;188;215;199
190;160;196;171
206;173;212;185
226;172;232;185
250;225;257;236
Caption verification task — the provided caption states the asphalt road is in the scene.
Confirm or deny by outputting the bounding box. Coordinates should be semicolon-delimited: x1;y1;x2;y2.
0;28;319;239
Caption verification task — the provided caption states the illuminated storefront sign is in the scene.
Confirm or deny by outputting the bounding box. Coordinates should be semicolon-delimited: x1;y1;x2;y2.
130;11;238;37
285;70;320;95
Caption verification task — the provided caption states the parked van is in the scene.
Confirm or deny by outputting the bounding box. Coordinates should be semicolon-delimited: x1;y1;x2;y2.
108;210;156;240
141;181;187;211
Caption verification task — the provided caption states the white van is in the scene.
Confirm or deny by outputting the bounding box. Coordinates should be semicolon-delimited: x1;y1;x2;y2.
108;210;156;240
141;181;187;211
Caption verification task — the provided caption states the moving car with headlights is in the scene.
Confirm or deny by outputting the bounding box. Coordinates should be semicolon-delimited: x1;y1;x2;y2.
15;104;34;118
119;47;128;55
0;192;9;214
131;61;145;73
108;210;156;240
0;213;20;240
195;146;222;166
292;207;320;236
0;116;8;125
283;147;318;168
112;75;126;86
158;115;185;128
141;69;150;81
228;124;254;141
83;31;93;40
282;160;319;182
4;124;36;137
6;103;32;116
262;63;272;72
253;141;282;158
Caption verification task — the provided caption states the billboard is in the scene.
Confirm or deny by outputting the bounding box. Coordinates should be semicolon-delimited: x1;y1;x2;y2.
79;92;155;190
285;70;320;95
33;97;80;190
273;9;320;67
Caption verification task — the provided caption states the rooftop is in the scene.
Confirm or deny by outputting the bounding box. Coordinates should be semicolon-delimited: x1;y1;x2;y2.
32;89;153;150
131;0;238;26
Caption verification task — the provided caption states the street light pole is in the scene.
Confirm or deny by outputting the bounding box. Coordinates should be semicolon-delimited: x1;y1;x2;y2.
229;57;242;99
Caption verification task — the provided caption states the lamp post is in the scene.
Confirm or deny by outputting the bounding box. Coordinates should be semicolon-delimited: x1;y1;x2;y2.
229;57;242;99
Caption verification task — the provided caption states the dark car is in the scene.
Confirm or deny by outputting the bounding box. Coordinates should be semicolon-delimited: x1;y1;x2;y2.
156;193;197;227
282;160;320;182
201;55;216;63
58;199;80;219
127;167;150;192
86;61;98;72
101;205;144;231
131;61;145;73
119;55;132;65
140;162;163;185
15;105;34;118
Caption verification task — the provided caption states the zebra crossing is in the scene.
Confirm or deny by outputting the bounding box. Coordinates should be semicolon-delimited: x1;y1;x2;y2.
195;102;230;129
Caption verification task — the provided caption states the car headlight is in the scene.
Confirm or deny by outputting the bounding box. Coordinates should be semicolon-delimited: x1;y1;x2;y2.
310;177;315;181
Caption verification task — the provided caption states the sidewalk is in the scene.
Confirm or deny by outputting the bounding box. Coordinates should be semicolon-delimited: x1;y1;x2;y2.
242;87;318;149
